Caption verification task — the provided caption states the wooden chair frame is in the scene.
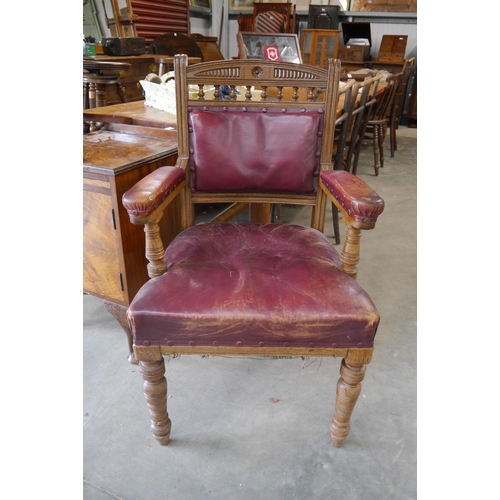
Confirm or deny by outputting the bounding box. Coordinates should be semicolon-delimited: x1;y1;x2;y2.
346;74;384;176
363;72;402;175
122;55;385;448
253;2;297;34
389;57;415;157
331;79;357;244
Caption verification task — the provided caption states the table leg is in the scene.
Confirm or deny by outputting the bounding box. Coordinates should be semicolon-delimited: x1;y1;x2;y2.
104;301;138;364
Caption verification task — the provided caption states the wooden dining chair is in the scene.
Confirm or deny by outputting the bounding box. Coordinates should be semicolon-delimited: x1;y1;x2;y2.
345;74;384;176
331;79;357;244
389;57;415;157
362;72;402;176
122;55;385;449
253;10;287;33
330;74;382;243
252;2;296;34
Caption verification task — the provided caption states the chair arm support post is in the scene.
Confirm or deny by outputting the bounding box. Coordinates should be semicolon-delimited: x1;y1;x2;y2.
144;215;168;278
318;172;384;280
122;163;189;278
340;225;361;280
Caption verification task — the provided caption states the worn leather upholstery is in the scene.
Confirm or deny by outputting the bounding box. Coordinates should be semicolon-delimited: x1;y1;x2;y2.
121;57;386;449
188;107;324;194
320;170;384;224
128;223;380;349
123;166;186;218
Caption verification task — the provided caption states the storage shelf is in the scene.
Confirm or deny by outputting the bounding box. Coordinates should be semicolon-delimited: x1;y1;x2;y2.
228;10;417;24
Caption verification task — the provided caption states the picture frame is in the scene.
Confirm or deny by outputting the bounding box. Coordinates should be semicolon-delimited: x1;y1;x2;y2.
229;0;254;9
190;0;212;8
236;32;302;63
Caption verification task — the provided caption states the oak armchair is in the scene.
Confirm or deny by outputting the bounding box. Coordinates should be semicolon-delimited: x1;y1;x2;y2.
122;55;385;448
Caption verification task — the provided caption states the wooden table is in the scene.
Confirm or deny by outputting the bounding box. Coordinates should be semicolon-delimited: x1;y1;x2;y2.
84;107;180;363
341;59;406;74
83;100;176;131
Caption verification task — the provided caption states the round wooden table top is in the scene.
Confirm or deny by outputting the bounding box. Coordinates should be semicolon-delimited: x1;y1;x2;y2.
83;58;132;74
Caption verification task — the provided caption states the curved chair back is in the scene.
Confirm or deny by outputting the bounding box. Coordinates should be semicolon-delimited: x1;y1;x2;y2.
254;11;287;33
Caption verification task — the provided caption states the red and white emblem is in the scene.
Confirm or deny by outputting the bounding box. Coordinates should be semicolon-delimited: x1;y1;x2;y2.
264;46;281;61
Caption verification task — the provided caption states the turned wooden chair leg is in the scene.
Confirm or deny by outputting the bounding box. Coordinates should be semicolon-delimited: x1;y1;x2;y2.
330;358;367;447
140;359;172;445
373;126;380;176
390;118;397;157
379;124;386;169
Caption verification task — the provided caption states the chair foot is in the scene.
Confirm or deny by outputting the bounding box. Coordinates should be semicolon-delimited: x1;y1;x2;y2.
140;359;172;445
375;166;380;176
330;358;366;447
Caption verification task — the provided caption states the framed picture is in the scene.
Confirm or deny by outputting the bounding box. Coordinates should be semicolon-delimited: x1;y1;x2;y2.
229;0;254;9
190;0;212;8
237;32;302;63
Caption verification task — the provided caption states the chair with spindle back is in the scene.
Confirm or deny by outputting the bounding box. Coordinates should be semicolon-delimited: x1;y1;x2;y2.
344;73;384;176
389;57;415;157
121;55;385;449
331;79;357;244
362;72;403;175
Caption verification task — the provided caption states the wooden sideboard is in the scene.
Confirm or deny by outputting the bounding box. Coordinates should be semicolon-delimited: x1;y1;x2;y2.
83;103;181;361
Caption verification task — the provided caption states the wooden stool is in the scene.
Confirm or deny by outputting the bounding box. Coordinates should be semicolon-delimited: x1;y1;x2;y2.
83;59;131;133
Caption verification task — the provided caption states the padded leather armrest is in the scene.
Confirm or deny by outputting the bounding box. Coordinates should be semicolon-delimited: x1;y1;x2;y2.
123;166;186;219
320;170;384;226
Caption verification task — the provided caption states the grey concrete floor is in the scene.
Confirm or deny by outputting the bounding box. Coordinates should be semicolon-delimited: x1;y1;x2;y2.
83;128;417;500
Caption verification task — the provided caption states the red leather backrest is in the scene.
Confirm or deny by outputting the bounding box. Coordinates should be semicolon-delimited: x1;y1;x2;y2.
188;106;324;194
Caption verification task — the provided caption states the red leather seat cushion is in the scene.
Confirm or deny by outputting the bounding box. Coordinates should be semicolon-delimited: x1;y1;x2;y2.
128;223;380;349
